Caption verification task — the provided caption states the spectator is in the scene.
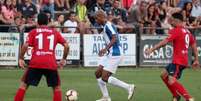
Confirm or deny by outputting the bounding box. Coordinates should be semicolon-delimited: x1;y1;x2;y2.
8;16;24;32
12;0;17;8
1;0;15;21
89;0;111;13
88;0;111;25
158;1;168;22
17;0;37;19
43;9;53;23
111;0;127;22
0;0;15;32
144;3;160;35
190;0;201;34
191;0;201;17
188;16;200;27
86;0;97;9
23;15;37;32
55;0;70;11
107;8;132;33
0;0;5;5
122;0;135;10
0;0;5;10
40;0;54;19
127;1;147;33
181;2;193;26
63;11;78;33
0;1;2;12
17;0;22;4
116;17;133;33
157;1;168;34
53;14;65;32
74;0;91;34
177;0;192;8
74;0;88;22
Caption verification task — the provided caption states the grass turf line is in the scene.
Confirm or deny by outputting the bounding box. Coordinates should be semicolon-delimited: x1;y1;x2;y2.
0;68;200;101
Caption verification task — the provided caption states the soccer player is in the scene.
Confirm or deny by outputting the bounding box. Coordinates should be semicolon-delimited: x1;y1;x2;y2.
145;12;200;101
14;13;69;101
94;10;135;101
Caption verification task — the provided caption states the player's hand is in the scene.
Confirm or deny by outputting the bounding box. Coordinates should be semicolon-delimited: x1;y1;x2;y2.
192;60;200;70
145;48;153;56
59;59;66;69
99;48;107;57
19;59;26;69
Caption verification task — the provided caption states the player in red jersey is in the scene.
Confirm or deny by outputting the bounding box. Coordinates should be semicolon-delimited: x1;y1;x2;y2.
146;12;199;101
14;13;69;101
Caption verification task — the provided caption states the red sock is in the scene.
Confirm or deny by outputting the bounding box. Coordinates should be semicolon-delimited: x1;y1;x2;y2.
162;76;178;97
171;81;192;100
53;90;62;101
14;88;26;101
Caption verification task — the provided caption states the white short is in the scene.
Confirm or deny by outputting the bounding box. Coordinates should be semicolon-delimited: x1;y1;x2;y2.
98;55;123;74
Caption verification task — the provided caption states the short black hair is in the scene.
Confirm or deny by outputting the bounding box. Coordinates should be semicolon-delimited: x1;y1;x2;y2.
37;12;48;25
172;12;183;21
69;11;76;15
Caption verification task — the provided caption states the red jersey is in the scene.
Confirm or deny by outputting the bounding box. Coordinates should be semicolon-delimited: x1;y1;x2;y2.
26;26;66;70
166;26;195;66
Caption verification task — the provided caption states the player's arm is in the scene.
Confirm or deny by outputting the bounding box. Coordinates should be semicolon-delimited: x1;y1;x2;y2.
146;29;177;55
19;43;28;69
99;35;117;56
146;38;169;55
106;35;117;50
19;30;34;69
57;30;70;68
62;42;70;60
59;42;70;68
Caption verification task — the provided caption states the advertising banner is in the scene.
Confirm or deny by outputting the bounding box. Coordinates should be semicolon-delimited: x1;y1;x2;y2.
0;33;20;66
84;34;136;66
140;35;196;66
139;36;173;66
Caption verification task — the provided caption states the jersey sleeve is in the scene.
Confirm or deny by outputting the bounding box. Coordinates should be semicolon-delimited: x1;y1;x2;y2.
189;34;196;46
107;24;117;35
56;31;66;44
25;30;35;46
166;29;179;42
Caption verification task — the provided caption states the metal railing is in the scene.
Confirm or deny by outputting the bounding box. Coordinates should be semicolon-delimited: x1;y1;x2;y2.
0;25;200;67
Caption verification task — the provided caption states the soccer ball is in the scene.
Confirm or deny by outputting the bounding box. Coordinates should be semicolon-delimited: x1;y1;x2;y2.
65;89;78;101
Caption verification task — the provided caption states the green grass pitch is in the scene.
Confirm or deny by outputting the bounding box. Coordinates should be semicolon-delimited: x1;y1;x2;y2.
0;68;201;101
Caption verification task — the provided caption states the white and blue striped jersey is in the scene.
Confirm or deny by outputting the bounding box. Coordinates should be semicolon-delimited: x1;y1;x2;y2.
103;21;122;56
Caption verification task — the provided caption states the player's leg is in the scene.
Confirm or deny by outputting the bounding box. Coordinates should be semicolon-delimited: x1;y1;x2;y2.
161;65;180;101
102;56;135;100
95;65;103;79
14;81;29;101
95;68;111;101
102;69;135;100
169;76;193;101
95;56;110;101
53;86;62;101
95;65;110;99
44;69;62;101
167;65;193;101
14;68;43;101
